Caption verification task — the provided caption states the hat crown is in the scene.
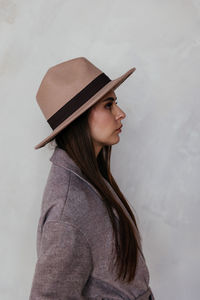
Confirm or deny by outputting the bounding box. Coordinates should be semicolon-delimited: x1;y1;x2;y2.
36;57;102;119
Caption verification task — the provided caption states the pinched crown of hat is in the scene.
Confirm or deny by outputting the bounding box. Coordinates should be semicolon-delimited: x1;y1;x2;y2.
34;57;136;149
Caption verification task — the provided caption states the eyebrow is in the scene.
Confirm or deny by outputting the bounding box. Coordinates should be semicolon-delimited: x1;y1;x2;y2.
102;96;117;102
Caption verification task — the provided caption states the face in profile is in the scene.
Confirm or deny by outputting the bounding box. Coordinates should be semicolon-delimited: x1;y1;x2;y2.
88;89;126;156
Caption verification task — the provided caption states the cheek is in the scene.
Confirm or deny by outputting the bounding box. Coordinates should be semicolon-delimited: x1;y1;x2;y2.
88;109;112;138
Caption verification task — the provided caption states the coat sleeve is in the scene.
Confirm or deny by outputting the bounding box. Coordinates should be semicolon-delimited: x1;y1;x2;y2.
29;220;93;300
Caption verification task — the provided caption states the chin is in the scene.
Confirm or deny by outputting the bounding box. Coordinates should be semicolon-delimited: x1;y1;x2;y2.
113;140;120;145
109;136;120;146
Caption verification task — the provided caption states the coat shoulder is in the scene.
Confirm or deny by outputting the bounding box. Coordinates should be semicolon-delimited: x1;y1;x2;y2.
39;162;108;231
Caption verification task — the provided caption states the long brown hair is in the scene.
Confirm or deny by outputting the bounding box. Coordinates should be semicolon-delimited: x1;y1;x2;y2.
51;107;142;282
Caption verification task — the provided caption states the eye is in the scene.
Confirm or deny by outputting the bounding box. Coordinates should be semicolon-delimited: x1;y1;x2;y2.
105;101;113;109
105;100;118;109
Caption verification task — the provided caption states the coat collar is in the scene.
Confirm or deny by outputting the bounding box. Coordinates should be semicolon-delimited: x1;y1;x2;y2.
49;146;84;178
49;146;101;198
49;146;115;197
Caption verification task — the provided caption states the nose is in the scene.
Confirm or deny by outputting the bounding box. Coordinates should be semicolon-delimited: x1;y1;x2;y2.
115;105;126;120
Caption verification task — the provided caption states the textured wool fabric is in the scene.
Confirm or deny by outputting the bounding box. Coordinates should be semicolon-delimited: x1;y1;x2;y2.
29;146;155;300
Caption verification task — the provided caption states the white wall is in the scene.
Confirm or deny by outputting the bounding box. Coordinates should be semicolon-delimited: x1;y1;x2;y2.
1;0;199;299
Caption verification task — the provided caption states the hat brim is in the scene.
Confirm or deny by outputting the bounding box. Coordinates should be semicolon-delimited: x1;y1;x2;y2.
34;67;136;150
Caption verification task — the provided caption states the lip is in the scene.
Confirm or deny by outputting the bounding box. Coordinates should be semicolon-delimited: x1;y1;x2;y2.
115;125;123;131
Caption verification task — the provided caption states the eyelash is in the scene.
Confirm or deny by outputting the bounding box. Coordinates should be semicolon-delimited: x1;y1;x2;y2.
105;101;118;109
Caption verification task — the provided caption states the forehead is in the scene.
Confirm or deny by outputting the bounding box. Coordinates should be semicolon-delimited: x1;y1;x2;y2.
100;90;117;102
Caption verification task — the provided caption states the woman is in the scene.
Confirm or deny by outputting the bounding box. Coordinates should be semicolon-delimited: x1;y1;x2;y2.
29;57;155;300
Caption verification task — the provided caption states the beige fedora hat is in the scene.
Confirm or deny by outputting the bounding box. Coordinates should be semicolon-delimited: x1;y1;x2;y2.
34;57;136;149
